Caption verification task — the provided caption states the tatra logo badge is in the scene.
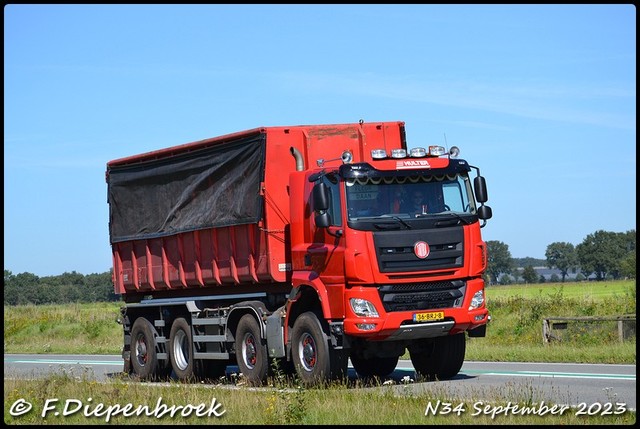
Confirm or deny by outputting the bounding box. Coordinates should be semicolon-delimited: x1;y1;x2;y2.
414;241;430;259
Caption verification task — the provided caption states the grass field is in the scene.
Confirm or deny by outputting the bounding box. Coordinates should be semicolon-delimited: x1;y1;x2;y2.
3;373;636;425
486;280;633;300
3;280;636;425
471;279;636;363
3;280;636;363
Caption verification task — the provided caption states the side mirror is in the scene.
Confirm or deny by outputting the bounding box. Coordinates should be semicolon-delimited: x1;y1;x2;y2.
478;205;492;220
474;176;488;203
312;182;329;211
315;212;331;228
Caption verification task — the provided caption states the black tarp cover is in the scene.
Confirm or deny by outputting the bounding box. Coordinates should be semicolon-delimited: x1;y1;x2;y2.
107;134;266;243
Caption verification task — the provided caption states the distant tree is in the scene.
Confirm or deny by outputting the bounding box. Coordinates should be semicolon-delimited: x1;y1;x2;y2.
482;272;491;286
511;268;522;284
538;275;546;283
60;283;83;302
512;257;546;268
5;272;41;305
545;242;578;282
617;230;636;279
499;274;513;285
522;265;538;284
4;271;17;305
85;271;118;302
549;273;560;283
619;250;636;279
623;229;636;250
486;240;513;285
4;270;118;305
576;230;630;280
36;279;62;304
56;271;85;287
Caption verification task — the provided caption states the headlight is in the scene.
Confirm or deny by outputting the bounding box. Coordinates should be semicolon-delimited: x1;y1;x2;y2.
468;290;485;310
350;298;379;317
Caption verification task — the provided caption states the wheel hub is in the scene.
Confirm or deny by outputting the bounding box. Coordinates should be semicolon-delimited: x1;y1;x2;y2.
243;335;257;368
301;334;317;370
172;330;189;370
135;337;148;366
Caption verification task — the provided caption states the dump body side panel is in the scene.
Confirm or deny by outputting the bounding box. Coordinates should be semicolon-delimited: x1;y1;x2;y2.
107;121;406;297
110;224;273;295
107;130;275;296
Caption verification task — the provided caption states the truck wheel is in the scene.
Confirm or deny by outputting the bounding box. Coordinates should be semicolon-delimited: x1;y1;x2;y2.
351;355;399;378
408;333;466;381
130;317;159;380
169;317;196;381
291;311;347;386
235;314;268;386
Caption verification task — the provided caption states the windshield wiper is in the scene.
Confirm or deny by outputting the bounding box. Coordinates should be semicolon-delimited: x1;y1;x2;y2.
436;212;471;226
372;215;412;230
391;215;412;229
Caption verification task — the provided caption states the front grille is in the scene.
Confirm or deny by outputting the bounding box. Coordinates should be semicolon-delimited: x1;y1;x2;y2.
373;227;464;273
378;280;466;312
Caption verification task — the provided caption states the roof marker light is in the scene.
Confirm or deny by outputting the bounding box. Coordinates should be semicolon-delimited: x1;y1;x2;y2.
371;149;387;159
449;146;460;158
428;145;446;156
391;148;407;158
410;147;427;157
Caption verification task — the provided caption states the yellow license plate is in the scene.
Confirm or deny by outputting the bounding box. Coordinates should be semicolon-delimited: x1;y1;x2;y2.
413;311;445;322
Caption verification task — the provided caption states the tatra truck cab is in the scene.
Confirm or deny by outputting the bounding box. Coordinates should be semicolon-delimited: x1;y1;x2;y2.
106;120;492;386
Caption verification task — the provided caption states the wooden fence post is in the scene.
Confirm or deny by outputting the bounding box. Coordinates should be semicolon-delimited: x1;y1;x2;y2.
542;318;550;344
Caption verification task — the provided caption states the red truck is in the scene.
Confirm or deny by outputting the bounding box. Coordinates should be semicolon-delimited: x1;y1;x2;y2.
106;120;492;386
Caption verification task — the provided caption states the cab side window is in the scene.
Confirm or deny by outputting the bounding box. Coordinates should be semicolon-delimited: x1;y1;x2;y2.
322;175;342;227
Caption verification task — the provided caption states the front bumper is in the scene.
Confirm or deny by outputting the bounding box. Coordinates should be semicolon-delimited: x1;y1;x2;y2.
342;278;489;341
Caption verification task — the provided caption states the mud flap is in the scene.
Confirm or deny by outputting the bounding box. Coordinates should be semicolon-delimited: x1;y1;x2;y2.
468;324;487;337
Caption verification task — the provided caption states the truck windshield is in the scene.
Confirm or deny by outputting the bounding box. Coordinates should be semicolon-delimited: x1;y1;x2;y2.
345;174;475;221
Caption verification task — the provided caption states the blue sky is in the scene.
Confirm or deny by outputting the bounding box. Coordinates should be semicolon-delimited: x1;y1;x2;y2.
4;4;636;277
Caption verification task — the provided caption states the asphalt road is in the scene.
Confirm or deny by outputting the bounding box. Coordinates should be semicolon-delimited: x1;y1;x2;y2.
4;354;636;411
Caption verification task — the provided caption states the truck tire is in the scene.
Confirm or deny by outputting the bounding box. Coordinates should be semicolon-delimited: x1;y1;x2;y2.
291;311;348;386
130;317;160;380
169;317;196;381
408;333;466;381
235;314;268;386
351;355;399;378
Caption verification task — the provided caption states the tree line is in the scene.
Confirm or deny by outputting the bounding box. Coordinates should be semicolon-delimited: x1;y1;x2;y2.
4;229;636;305
486;229;636;285
3;270;118;306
